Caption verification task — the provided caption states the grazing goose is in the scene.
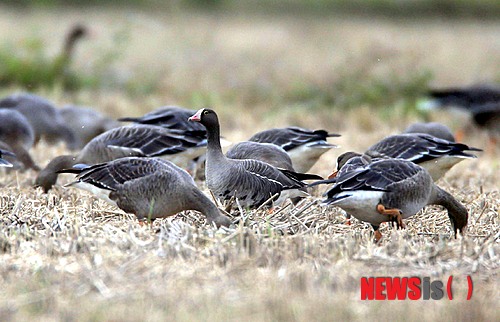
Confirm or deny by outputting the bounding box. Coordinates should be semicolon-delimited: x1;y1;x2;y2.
403;122;455;142
60;105;119;149
313;157;468;241
0;149;16;167
248;127;340;172
0;109;39;170
35;124;207;192
420;85;500;144
0;93;78;150
118;106;205;134
226;141;294;171
59;157;231;227
364;133;481;181
188;108;322;209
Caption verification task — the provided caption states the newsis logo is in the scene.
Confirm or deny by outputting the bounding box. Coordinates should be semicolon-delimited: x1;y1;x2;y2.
360;276;473;300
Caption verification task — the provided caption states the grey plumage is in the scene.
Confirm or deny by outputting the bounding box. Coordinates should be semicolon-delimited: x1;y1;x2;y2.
189;108;321;209
226;141;294;171
0;108;39;170
60;105;119;149
403;122;455;142
248;126;340;172
0;93;78;150
35;124;208;192
60;157;231;227
315;157;468;238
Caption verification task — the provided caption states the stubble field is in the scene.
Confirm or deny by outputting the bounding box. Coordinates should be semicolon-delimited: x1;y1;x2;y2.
0;5;499;321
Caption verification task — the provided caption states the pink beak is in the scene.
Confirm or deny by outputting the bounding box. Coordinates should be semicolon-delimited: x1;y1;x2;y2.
188;109;203;122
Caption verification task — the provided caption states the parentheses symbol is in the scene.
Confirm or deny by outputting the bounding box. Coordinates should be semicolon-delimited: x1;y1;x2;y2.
447;276;453;300
467;275;473;300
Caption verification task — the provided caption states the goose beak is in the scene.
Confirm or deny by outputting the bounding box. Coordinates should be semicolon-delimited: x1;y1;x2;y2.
327;170;338;180
188;109;203;122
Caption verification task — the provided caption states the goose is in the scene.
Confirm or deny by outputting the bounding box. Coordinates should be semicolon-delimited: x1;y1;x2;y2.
226;141;294;171
60;105;119;149
58;157;231;227
403;122;455;142
248;127;340;172
419;85;500;144
118;106;205;134
0;149;15;167
362;133;480;181
0;24;88;90
0;93;78;150
312;157;468;241
35;124;208;192
188;108;322;209
0;108;39;170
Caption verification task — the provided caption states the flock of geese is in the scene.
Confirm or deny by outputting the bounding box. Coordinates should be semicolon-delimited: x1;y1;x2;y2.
0;86;498;241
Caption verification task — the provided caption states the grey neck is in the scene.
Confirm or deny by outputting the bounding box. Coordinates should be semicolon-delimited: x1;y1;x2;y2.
430;185;468;235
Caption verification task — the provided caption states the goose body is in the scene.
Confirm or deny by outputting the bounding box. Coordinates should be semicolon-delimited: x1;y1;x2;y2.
60;157;231;227
189;109;321;208
118;106;205;134
314;158;468;238
248;127;340;172
226;141;294;171
365;133;481;181
403;122;455;142
35;124;207;192
60;105;119;149
0;108;39;170
0;93;78;150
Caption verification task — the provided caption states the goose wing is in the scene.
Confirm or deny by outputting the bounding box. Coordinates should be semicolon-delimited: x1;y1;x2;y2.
249;127;340;151
367;133;481;163
104;125;206;157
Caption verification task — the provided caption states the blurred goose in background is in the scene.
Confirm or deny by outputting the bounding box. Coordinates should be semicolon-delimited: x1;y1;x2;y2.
360;133;480;181
0;93;78;150
313;157;468;241
35;124;208;192
0;149;16;167
248;126;340;172
60;105;119;149
403;122;455;142
189;108;322;209
419;84;500;145
0;109;39;170
59;157;231;227
226;141;294;171
118;106;205;134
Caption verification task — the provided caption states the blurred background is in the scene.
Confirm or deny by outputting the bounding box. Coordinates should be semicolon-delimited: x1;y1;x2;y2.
0;0;499;143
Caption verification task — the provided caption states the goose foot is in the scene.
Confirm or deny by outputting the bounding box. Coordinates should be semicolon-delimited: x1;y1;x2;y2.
345;214;351;225
376;204;405;229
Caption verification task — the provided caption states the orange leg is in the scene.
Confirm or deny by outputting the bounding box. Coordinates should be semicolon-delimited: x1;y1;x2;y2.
374;230;383;242
345;214;351;225
377;204;405;229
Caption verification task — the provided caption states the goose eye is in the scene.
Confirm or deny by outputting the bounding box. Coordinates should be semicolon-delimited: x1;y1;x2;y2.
203;110;209;115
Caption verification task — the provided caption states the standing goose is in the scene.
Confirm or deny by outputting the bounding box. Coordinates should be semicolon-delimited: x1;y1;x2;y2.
248;127;340;172
0;149;16;167
226;141;294;171
188;108;322;209
60;105;119;149
59;157;231;227
403;122;455;142
313;157;468;241
35;124;207;192
0;109;39;170
0;93;78;150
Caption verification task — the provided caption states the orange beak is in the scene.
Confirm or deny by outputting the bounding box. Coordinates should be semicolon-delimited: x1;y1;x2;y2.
327;170;338;180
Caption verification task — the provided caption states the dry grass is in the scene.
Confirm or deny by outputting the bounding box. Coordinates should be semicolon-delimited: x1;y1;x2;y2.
0;5;499;321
